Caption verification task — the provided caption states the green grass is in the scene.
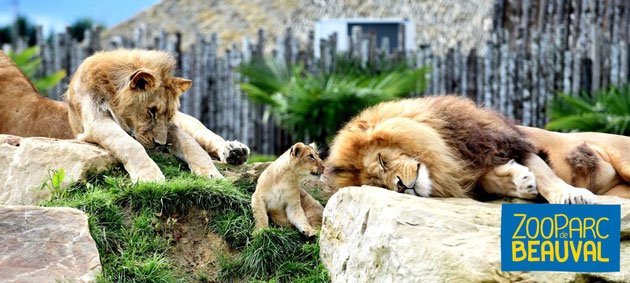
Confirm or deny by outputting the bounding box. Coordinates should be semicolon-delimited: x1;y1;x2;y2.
248;154;277;164
41;150;328;282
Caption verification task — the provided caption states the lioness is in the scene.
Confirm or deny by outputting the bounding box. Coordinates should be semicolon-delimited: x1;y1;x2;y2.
0;49;250;181
520;126;630;198
251;142;325;237
325;95;595;204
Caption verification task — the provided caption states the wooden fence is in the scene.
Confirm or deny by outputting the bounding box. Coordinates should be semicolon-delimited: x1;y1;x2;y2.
6;0;630;155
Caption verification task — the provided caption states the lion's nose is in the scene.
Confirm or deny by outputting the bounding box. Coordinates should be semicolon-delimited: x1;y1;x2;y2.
153;137;167;146
396;177;414;193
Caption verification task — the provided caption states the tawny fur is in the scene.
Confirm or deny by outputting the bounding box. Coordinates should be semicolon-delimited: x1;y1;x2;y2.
326;95;533;198
251;143;325;237
520;126;630;198
1;49;250;181
0;51;72;138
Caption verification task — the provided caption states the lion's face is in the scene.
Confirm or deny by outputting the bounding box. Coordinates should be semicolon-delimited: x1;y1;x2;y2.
364;148;433;197
290;142;325;180
116;71;192;148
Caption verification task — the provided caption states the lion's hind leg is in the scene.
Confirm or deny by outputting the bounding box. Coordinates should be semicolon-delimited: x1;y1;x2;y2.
480;159;538;199
251;190;269;233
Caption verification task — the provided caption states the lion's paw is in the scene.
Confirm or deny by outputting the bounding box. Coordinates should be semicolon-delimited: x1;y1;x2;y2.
190;165;224;179
554;187;596;204
512;169;538;199
220;140;250;165
131;167;166;183
301;226;317;238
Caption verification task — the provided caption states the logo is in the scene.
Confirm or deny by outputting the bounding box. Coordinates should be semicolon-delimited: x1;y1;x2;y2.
501;204;620;272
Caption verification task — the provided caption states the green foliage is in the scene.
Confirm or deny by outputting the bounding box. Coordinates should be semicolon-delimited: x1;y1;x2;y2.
248;154;277;164
218;228;327;282
239;56;428;147
8;46;66;96
546;85;630;134
42;151;328;282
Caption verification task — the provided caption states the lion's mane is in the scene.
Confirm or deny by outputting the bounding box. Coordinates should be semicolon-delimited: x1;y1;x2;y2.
325;95;535;197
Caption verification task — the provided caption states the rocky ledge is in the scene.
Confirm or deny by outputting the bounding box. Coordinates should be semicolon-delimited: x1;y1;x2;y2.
0;206;101;282
320;186;630;283
0;135;116;205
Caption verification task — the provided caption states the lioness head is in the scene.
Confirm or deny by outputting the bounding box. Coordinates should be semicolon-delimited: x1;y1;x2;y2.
364;148;432;197
114;69;192;148
289;142;325;179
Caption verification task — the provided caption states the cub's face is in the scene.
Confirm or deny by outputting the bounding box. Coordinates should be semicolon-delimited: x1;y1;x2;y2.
364;149;433;197
117;70;192;148
290;142;325;180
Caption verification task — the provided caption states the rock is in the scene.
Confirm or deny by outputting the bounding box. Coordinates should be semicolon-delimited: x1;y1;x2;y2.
320;186;630;283
0;135;116;205
0;205;101;282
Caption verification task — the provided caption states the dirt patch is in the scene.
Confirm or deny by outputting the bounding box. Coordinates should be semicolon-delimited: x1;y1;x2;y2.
161;209;236;281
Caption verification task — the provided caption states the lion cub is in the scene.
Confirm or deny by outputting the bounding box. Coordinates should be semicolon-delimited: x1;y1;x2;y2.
251;142;325;237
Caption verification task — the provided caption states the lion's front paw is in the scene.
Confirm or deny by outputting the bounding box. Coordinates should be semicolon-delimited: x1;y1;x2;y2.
512;169;537;199
555;187;596;204
220;140;250;165
130;166;166;183
190;164;224;179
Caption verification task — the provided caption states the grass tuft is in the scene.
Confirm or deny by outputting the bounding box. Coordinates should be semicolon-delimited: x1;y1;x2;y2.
40;150;328;282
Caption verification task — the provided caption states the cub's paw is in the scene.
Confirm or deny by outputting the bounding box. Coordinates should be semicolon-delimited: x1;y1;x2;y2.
220;140;250;165
512;168;537;199
300;226;317;237
555;187;596;204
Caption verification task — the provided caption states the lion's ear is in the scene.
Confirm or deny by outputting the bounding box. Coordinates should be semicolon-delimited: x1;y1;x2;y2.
377;153;387;170
308;142;318;151
290;143;305;158
173;77;192;95
130;70;157;91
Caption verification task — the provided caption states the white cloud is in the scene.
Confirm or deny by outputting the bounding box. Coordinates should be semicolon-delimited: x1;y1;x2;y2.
30;14;68;35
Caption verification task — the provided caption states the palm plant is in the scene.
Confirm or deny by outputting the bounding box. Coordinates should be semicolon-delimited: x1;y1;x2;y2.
239;56;428;148
9;46;66;96
546;85;630;135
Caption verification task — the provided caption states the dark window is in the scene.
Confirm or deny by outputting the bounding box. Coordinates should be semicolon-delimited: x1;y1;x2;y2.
347;23;401;52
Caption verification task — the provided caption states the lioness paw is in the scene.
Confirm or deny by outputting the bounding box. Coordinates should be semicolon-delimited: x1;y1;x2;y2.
131;167;166;183
555;187;596;204
220;140;250;165
190;165;224;179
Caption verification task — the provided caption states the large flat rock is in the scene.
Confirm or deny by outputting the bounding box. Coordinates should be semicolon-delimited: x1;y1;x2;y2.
320;186;630;283
0;135;115;205
0;205;101;282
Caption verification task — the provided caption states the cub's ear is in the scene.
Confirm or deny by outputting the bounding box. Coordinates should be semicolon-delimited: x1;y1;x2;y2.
377;153;387;170
290;143;305;157
173;77;192;95
130;70;157;91
308;142;318;151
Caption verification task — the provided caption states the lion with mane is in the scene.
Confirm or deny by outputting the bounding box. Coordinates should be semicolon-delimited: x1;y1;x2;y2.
325;95;595;204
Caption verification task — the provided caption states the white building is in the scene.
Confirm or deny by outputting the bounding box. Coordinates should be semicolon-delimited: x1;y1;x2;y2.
314;18;415;57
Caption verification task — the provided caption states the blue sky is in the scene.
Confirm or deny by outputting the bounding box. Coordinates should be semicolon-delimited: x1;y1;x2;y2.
0;0;159;34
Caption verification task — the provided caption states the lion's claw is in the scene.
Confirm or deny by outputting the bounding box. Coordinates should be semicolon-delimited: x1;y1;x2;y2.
557;187;595;204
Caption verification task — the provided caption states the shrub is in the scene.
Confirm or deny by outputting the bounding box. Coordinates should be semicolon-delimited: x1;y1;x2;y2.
9;46;66;96
239;56;428;148
546;85;630;134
